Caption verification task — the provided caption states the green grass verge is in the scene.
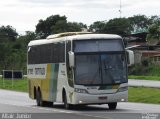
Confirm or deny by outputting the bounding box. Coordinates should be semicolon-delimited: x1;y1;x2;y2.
129;87;160;104
128;75;160;81
0;77;28;92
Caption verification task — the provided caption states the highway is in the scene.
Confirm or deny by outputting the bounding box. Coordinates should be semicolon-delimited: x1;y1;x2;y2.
0;89;160;119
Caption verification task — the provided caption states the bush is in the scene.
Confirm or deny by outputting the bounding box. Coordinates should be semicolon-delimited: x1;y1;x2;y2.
128;63;160;76
142;60;149;67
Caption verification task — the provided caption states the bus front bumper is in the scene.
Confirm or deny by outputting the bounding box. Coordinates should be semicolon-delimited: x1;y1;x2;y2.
72;91;128;105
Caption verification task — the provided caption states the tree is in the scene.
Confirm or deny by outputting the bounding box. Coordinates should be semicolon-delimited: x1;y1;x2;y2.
89;21;106;33
51;20;68;34
147;23;160;45
0;27;35;72
0;25;18;71
103;18;132;36
18;31;36;45
128;15;150;33
51;20;87;34
89;18;132;36
67;22;87;32
35;15;87;38
0;25;18;41
149;15;160;25
0;42;13;70
146;16;160;45
35;15;67;38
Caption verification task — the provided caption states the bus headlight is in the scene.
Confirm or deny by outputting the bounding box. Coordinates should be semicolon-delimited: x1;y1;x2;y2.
117;86;128;92
75;88;88;93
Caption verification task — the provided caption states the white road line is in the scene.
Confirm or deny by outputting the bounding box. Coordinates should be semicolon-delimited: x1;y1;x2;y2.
74;113;114;119
0;102;72;113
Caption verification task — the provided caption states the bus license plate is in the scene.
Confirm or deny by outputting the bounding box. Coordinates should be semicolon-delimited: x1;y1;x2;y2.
98;96;107;100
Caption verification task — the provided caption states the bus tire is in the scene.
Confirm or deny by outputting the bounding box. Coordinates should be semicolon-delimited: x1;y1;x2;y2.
36;89;43;106
108;102;117;110
63;92;71;109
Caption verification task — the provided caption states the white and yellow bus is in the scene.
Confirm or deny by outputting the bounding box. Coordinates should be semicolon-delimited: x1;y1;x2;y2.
27;32;134;110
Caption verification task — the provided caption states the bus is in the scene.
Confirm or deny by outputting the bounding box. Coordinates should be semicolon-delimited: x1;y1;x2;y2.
27;32;134;110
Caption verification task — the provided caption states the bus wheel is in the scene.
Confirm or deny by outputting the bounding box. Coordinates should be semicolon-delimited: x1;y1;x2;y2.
36;89;43;106
108;102;117;110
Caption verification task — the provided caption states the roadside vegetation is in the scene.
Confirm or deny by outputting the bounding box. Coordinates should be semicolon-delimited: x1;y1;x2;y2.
129;87;160;104
128;61;160;81
0;77;28;92
129;64;160;76
128;59;160;104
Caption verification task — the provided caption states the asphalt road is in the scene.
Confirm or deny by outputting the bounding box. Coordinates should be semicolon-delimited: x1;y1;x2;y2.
0;89;160;119
129;79;160;88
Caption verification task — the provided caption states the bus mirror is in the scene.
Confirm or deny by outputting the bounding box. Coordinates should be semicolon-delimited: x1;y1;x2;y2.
126;50;134;66
68;51;75;67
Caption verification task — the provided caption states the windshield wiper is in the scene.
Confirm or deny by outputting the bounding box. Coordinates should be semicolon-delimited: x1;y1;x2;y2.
103;61;117;84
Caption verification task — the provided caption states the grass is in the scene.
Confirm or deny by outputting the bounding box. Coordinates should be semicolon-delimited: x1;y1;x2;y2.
128;75;160;81
129;87;160;104
0;77;28;92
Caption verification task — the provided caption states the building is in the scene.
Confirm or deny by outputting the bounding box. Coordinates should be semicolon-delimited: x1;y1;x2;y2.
125;31;160;64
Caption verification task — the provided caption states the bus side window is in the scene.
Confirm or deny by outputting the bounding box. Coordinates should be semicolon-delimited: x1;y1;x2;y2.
59;42;65;62
28;46;36;64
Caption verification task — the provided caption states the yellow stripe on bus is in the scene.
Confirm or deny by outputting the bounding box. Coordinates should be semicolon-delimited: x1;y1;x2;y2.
41;64;51;101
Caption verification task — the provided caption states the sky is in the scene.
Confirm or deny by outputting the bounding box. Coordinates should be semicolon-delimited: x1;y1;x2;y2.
0;0;160;34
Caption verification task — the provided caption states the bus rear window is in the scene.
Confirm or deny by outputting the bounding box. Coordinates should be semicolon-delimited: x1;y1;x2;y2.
74;39;124;53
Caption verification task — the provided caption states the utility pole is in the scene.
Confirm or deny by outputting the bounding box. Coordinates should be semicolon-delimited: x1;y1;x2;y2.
119;0;122;18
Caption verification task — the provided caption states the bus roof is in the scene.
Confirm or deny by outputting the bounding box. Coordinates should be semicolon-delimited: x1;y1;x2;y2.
46;32;92;39
28;33;122;46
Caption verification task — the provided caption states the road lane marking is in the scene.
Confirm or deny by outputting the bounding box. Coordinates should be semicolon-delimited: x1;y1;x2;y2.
0;102;74;113
74;113;114;119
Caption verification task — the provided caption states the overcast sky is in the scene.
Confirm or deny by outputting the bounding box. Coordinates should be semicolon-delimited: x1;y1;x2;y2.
0;0;160;34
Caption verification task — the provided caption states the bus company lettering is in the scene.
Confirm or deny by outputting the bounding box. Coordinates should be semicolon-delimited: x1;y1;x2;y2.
35;68;45;75
28;69;33;74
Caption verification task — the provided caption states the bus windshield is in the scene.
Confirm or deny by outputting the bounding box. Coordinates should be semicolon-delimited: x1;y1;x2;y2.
75;54;127;85
74;39;123;52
